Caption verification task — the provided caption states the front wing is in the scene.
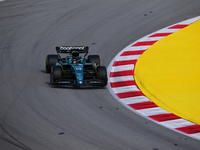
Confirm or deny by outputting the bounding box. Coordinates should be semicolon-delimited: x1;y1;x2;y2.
51;79;107;86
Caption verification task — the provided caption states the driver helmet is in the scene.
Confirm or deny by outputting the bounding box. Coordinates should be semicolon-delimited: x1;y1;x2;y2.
72;51;79;58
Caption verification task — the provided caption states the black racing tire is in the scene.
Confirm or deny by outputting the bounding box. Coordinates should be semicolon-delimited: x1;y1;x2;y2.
46;54;58;73
50;66;62;85
87;55;100;66
97;66;107;85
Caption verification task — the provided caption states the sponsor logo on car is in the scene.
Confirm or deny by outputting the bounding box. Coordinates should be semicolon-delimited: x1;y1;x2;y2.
60;46;85;50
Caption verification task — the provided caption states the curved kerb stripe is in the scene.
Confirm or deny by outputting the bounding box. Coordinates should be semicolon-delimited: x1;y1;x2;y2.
107;16;200;140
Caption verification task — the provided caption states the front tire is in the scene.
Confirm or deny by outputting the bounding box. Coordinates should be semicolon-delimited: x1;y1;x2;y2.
50;66;62;85
97;66;107;85
46;55;58;73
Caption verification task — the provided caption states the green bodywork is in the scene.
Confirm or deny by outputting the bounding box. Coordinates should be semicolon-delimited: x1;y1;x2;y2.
56;59;97;85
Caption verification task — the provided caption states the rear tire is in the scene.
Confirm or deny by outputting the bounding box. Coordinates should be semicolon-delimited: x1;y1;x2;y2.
97;66;107;85
88;55;100;66
46;55;58;73
50;66;62;85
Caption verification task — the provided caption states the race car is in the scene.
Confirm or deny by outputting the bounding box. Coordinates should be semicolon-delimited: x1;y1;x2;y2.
45;46;107;86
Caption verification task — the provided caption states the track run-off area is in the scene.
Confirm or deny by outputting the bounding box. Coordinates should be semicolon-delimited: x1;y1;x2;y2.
1;0;200;150
135;19;200;125
107;16;200;141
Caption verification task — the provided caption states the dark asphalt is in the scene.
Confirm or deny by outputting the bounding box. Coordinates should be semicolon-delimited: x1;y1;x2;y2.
0;0;200;149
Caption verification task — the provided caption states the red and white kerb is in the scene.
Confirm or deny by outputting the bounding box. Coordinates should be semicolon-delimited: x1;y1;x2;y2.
107;16;200;140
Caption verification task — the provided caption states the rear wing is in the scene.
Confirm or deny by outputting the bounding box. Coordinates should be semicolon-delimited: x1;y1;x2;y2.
56;46;89;53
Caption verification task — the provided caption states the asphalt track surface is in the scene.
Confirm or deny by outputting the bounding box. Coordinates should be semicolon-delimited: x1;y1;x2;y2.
0;0;200;150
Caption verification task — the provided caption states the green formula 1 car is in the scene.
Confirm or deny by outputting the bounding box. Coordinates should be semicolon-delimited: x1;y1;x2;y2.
46;46;107;86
